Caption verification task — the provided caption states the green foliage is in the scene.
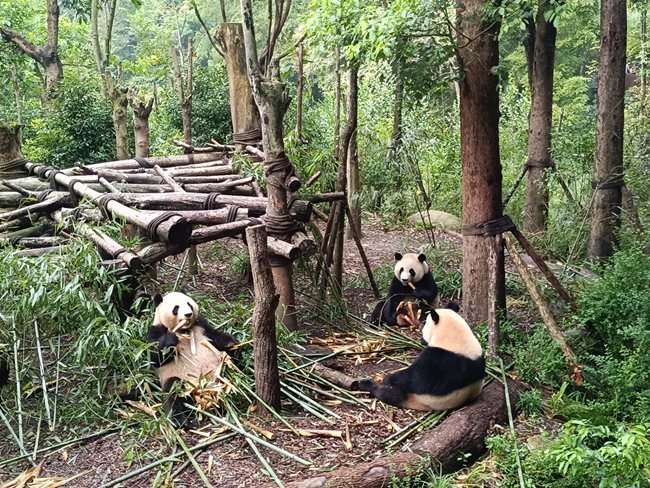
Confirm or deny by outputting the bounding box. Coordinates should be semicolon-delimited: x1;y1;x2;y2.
548;420;650;487
511;326;567;388
518;389;545;417
22;78;115;166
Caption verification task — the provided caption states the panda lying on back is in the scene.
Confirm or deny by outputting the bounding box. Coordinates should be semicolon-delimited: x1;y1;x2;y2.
148;292;240;427
357;307;485;411
381;252;440;326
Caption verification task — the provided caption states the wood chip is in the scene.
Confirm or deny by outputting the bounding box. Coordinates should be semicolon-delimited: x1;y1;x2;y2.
295;429;343;438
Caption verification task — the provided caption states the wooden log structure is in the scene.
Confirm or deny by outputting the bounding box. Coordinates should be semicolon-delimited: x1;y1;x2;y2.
264;379;525;487
51;210;144;272
0;236;66;248
24;162;192;247
62;153;223;174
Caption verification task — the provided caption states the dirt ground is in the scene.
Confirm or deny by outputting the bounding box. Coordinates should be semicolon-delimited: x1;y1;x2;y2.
1;217;468;487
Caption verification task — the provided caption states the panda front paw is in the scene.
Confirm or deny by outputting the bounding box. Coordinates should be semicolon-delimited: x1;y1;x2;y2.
159;332;178;349
356;379;375;392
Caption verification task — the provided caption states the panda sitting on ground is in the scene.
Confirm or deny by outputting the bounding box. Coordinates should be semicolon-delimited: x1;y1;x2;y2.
148;291;240;427
356;306;485;411
379;252;440;326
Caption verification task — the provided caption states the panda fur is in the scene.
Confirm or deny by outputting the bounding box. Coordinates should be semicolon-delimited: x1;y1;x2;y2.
381;252;440;326
357;307;485;411
147;292;239;426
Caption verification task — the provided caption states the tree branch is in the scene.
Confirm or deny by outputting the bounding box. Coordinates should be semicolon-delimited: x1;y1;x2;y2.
0;26;45;63
192;3;224;57
46;0;60;51
240;0;262;77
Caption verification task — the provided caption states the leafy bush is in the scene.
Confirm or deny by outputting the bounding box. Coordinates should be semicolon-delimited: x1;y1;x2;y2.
575;247;650;421
22;78;115;166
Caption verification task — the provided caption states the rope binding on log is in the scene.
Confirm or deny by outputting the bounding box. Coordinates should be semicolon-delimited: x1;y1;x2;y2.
111;246;128;259
263;213;303;243
134;156;153;169
462;215;516;237
264;154;301;192
48;169;65;191
233;128;262;145
37;189;55;202
146;212;184;242
204;192;221;210
525;158;556;170
226;205;240;223
96;194;122;219
592;174;625;190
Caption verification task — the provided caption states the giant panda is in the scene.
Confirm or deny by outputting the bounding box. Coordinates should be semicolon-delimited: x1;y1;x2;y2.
147;291;240;427
380;252;440;326
356;307;485;411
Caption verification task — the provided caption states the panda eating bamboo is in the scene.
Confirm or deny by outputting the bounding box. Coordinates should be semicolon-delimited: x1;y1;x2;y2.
147;291;240;427
357;307;485;411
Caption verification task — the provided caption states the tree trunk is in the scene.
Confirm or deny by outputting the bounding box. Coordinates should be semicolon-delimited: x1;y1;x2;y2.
130;96;154;158
296;42;304;142
389;58;404;161
334;46;341;160
524;0;557;234
458;0;504;325
111;82;130;161
588;0;627;259
345;67;361;239
171;38;193;149
246;224;282;412
641;8;647;104
240;0;298;330
0;0;62;99
10;64;23;125
216;23;262;150
0;125;23;164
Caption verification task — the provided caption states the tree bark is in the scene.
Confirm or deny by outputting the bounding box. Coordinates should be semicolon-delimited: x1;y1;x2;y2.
345;67;361;239
171;39;193;150
240;0;298;330
10;64;23;125
524;0;557;233
458;0;504;325
0;0;62;99
130;95;154;158
389;58;404;161
296;42;304;142
111;81;130;160
588;0;627;259
216;23;261;150
245;224;281;413
0;125;23;169
334;46;341;160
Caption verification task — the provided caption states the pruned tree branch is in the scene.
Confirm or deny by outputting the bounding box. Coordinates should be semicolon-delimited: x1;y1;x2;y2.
192;3;224;58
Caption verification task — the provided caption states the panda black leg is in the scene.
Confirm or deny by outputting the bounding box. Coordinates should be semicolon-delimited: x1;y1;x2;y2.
162;377;195;428
357;379;409;408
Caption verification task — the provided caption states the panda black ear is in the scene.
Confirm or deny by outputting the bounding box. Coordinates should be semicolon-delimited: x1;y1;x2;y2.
418;254;426;262
153;293;163;307
394;252;403;261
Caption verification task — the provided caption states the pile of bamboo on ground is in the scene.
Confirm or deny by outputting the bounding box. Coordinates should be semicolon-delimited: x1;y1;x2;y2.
0;148;317;271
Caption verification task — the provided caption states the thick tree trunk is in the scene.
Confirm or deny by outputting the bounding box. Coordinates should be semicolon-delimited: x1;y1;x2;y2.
334;46;341;160
345;67;361;239
240;0;298;330
0;125;23;164
216;23;261;150
171;39;193;150
131;96;154;158
458;0;504;325
588;0;627;259
524;0;557;233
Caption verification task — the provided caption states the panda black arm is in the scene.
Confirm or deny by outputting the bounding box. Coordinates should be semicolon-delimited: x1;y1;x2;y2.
413;272;439;304
147;324;178;368
196;317;241;361
382;278;412;325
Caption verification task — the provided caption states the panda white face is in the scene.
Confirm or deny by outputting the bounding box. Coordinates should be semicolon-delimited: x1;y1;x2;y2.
394;252;429;285
153;292;200;331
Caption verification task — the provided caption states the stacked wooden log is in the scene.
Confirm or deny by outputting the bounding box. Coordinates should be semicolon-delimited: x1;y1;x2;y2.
0;150;318;270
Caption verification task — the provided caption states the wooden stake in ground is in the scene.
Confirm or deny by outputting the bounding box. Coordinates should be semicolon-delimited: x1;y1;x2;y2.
245;224;281;413
504;234;577;363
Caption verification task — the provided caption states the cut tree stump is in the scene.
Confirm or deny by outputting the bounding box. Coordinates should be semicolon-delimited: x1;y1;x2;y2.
262;378;524;487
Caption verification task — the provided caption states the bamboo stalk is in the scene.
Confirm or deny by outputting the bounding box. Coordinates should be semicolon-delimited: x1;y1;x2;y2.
33;321;53;430
173;430;214;488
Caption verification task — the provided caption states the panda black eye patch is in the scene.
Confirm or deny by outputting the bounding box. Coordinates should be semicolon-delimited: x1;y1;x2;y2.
187;302;194;312
409;269;416;277
172;305;179;316
399;267;404;274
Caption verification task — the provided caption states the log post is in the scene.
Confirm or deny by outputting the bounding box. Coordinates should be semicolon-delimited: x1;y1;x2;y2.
130;94;154;158
245;224;281;413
